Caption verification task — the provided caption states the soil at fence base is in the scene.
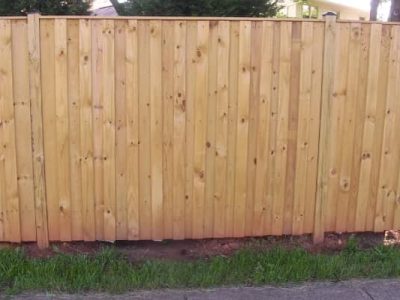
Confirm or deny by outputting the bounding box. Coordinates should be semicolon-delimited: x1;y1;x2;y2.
6;231;400;261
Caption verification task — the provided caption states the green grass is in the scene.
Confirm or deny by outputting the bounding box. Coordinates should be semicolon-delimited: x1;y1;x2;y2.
0;240;399;294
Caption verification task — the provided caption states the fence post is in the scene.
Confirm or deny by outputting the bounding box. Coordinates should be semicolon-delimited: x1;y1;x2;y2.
313;12;337;244
28;13;49;248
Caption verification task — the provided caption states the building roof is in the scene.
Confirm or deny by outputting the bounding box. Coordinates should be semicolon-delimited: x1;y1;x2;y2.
91;5;118;16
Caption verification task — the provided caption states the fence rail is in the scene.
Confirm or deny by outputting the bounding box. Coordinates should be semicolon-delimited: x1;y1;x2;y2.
0;14;399;247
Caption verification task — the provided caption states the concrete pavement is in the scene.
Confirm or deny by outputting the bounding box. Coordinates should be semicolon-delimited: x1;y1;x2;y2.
11;279;400;299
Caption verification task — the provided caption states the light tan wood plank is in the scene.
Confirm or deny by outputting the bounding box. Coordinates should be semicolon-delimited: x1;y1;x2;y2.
28;14;49;247
172;20;186;239
126;20;140;240
292;22;313;235
244;21;262;236
54;19;72;241
115;20;128;240
253;21;273;236
233;21;251;237
138;20;152;239
184;21;197;239
355;24;382;231
192;21;209;239
213;21;230;238
102;19;116;241
149;20;164;240
224;21;239;237
271;21;291;236
79;19;96;241
40;19;59;241
204;21;218;238
12;19;36;241
91;20;104;241
284;21;301;235
0;19;21;242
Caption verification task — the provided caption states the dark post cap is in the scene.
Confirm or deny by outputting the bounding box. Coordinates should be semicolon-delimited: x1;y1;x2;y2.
323;11;337;17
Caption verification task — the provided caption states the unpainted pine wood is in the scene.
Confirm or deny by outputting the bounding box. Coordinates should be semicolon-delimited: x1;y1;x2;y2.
376;25;400;231
384;25;400;230
40;19;59;241
292;21;313;235
346;24;371;232
184;21;196;239
79;19;96;241
383;25;400;230
161;20;175;239
271;21;291;236
253;21;274;236
284;21;301;235
244;21;262;236
91;20;104;241
102;19;116;241
303;22;324;234
213;20;230;238
115;20;128;240
68;19;83;241
28;14;49;247
325;23;350;232
330;23;351;232
233;21;251;237
0;150;4;240
366;25;390;231
0;19;21;242
355;24;382;231
12;19;36;241
192;21;209;239
172;20;186;239
264;22;280;235
334;22;361;233
224;21;239;237
391;26;400;230
126;20;140;240
54;19;72;241
149;20;164;240
314;15;336;243
204;21;218;238
137;20;152;239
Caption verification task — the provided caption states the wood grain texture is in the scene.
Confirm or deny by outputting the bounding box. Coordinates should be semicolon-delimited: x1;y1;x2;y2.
1;17;400;244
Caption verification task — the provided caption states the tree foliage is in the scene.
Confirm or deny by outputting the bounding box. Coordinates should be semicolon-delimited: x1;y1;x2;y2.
0;0;91;16
110;0;280;17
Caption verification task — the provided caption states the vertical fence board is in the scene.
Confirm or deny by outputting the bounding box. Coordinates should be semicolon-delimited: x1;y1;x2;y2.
0;19;21;242
41;19;59;241
213;21;230;238
149;20;163;240
115;20;128;240
126;20;140;240
12;20;36;241
54;19;72;241
138;21;152;240
172;20;186;239
79;19;96;241
192;21;209;239
91;20;104;240
245;21;262;236
102;19;116;241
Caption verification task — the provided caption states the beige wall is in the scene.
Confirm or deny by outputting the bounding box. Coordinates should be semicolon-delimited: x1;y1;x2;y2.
282;0;369;20
311;0;369;20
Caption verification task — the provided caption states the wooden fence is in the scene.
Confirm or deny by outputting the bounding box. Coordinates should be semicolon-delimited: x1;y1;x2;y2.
0;14;399;247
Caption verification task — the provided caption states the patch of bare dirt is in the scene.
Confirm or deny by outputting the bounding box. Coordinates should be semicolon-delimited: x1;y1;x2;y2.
0;231;398;262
